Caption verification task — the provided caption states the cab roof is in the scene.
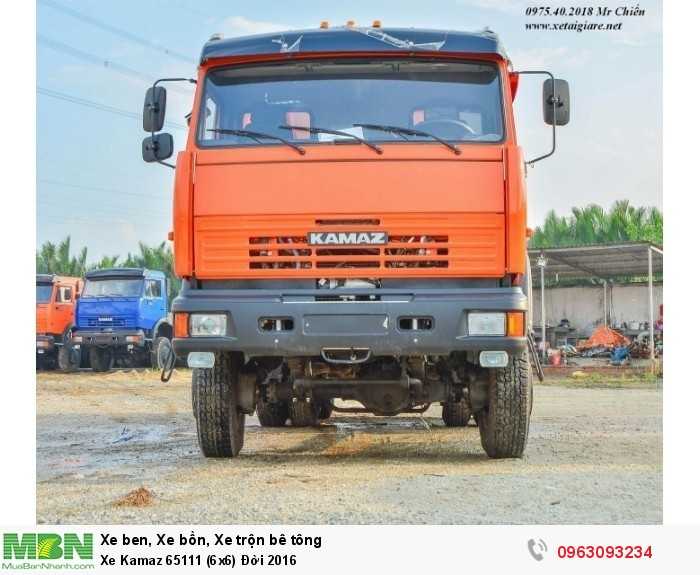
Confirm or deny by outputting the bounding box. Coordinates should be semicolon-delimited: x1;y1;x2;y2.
36;274;83;285
85;268;164;279
200;26;508;64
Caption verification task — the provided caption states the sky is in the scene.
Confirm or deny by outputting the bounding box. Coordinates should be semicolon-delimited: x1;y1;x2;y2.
37;0;662;262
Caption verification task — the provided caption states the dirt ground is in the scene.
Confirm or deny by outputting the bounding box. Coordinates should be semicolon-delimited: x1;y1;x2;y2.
36;369;662;525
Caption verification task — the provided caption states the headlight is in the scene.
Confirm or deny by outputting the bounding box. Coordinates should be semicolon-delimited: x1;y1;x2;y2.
190;314;227;337
468;312;506;336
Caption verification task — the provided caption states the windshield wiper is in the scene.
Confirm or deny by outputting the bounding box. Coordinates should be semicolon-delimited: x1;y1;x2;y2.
279;125;383;155
353;123;461;155
207;128;305;155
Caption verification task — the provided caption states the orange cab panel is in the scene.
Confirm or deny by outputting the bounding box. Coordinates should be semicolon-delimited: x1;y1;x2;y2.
36;304;49;334
190;145;506;279
193;146;504;216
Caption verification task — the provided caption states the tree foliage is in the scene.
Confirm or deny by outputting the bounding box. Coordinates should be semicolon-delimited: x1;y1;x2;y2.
530;201;663;248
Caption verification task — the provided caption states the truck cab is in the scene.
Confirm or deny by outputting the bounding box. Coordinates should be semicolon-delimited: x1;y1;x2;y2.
142;24;569;459
36;274;83;369
70;268;173;371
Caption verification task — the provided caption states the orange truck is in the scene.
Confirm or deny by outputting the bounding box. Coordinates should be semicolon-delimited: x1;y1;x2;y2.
36;274;83;370
142;24;569;458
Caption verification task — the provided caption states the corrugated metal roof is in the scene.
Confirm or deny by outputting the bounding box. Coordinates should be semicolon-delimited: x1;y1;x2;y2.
200;27;509;63
528;241;663;282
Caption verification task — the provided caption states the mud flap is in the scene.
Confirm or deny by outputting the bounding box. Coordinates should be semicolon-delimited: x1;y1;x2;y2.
528;332;544;382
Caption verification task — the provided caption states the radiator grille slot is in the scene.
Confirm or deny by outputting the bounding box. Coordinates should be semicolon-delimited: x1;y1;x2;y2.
248;235;450;270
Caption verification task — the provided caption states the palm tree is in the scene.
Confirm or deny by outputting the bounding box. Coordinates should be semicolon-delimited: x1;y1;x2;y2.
530;202;662;248
36;236;88;276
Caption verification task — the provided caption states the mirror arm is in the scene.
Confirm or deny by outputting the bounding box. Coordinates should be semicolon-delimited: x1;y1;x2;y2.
514;70;556;166
149;78;196;169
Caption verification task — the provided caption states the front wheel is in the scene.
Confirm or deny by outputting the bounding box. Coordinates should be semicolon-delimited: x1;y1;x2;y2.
58;346;80;372
192;352;245;457
88;347;113;372
150;336;173;370
476;350;532;458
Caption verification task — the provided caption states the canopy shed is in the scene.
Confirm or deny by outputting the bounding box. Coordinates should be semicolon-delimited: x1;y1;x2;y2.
527;241;663;361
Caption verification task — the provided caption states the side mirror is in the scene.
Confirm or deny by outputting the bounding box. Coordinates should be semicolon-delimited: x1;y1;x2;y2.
142;133;173;162
543;79;570;126
143;86;167;132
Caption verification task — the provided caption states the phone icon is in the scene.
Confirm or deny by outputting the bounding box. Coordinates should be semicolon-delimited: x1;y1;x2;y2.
527;538;548;561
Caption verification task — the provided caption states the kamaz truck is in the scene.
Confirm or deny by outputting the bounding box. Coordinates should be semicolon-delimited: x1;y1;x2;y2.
36;274;83;370
69;268;174;371
142;23;569;458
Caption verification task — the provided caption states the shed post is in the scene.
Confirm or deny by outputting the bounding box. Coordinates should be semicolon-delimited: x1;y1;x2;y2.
648;246;655;366
603;280;608;327
540;260;546;362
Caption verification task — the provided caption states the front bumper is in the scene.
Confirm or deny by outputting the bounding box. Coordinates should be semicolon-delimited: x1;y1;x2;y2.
172;285;527;358
36;335;56;353
70;329;146;348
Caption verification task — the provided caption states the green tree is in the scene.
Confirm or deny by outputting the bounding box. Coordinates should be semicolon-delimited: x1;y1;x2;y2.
530;202;662;248
36;236;88;276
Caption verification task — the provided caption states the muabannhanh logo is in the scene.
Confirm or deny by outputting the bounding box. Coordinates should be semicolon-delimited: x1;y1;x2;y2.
3;532;93;569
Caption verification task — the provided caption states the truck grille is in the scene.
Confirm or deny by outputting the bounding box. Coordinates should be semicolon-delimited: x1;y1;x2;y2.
85;317;131;328
194;214;505;279
249;235;449;269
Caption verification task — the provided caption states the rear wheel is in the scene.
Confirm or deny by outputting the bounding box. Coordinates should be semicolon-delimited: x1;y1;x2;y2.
89;347;113;372
317;399;333;420
476;350;532;458
193;352;245;457
256;399;289;427
442;397;472;427
289;399;320;427
58;346;80;372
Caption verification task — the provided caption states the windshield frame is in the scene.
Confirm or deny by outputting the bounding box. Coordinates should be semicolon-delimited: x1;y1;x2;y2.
82;277;145;298
194;56;507;151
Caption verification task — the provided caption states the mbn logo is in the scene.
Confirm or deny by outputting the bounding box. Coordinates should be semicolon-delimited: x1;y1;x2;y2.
3;533;93;560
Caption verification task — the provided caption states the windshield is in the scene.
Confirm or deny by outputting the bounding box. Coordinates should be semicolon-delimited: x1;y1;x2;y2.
83;278;143;298
197;59;504;148
36;284;53;303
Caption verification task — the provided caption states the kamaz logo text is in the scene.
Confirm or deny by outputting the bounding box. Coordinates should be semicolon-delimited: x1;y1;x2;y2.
308;231;388;245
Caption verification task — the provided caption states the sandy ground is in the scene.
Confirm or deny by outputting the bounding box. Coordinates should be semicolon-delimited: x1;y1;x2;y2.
36;369;662;525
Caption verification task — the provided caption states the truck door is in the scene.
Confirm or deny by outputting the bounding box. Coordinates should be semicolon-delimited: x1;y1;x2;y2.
142;278;166;330
51;284;74;336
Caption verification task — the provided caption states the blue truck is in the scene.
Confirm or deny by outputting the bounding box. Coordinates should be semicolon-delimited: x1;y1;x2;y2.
69;268;174;371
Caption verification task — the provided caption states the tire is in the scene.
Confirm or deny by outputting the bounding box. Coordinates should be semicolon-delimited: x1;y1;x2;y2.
88;347;113;372
58;346;79;372
442;397;472;427
36;355;50;371
289;399;320;427
150;336;173;370
192;352;245;457
476;350;532;458
317;399;333;420
256;399;289;427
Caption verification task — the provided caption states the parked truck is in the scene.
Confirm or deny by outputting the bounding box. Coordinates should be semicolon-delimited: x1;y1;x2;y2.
36;274;83;370
142;24;569;458
69;268;174;371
